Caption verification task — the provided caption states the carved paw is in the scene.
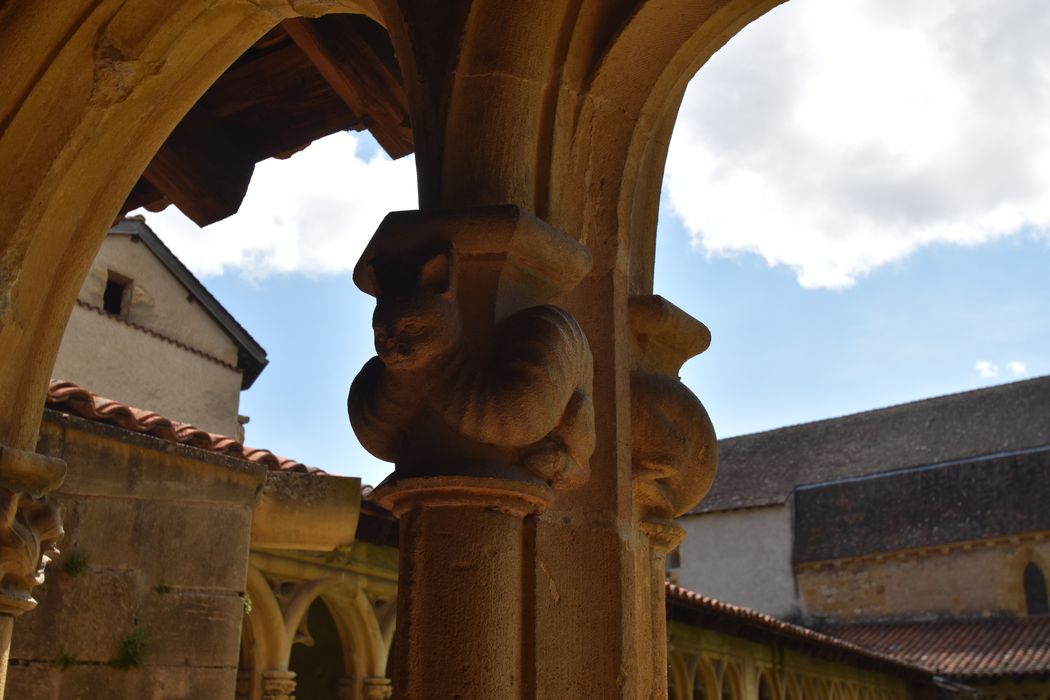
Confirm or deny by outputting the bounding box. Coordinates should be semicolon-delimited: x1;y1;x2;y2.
522;437;587;489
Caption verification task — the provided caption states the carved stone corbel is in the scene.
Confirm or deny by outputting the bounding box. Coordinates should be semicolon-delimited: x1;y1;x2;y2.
0;444;65;698
350;204;596;494
628;295;717;700
0;445;65;617
349;205;595;698
629;294;718;543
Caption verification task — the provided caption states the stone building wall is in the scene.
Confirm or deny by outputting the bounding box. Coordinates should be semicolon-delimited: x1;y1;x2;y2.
52;233;246;437
6;411;266;699
74;233;239;364
53;306;244;437
799;534;1050;620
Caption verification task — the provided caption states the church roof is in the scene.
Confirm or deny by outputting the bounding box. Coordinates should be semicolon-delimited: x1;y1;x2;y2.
109;217;268;388
816;616;1050;680
690;375;1050;514
793;445;1050;563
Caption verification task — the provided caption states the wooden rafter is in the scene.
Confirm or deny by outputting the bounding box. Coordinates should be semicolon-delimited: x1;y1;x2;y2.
141;104;255;227
283;17;413;158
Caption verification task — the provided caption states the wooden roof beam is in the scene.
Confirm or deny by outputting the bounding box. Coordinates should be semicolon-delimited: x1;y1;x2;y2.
142;104;255;227
282;17;413;159
119;178;169;217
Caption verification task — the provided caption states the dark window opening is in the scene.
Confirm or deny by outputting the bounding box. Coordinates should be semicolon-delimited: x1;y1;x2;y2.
1024;562;1049;615
103;272;130;316
667;547;681;570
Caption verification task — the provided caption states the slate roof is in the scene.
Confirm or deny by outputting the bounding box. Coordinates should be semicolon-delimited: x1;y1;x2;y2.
816;617;1050;680
666;584;939;683
45;380;317;473
794;446;1050;563
691;375;1050;514
109;217;268;388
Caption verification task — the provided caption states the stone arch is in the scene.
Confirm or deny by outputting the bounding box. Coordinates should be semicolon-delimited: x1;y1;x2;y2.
668;649;689;700
242;566;287;677
318;582;390;685
757;669;778;700
288;596;347;699
556;0;787;289
0;0;380;451
693;655;719;700
720;661;744;700
0;0;790;479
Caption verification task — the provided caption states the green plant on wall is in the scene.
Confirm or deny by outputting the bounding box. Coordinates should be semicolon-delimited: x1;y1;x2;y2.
110;629;148;670
54;649;77;670
62;550;89;577
152;583;172;594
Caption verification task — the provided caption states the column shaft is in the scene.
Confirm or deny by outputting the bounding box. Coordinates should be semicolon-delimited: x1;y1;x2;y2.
379;479;549;699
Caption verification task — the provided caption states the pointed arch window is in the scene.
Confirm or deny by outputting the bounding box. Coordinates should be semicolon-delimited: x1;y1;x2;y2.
1024;562;1049;615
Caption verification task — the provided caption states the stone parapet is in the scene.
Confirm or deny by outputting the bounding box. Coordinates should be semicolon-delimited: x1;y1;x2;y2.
6;412;266;698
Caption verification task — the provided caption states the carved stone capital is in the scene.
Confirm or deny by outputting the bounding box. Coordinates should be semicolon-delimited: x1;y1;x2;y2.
349;205;596;491
628;296;717;523
0;445;66;617
261;670;297;700
362;677;393;700
372;476;551;519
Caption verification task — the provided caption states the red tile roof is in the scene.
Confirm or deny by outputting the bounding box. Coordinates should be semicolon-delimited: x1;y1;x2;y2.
665;584;936;681
817;617;1050;679
45;380;320;474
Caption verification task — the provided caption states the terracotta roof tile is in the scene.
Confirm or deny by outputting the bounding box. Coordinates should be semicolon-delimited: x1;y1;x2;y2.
45;380;321;474
666;584;934;680
816;617;1050;679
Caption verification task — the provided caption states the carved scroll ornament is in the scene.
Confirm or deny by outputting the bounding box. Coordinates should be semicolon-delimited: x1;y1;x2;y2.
629;296;718;527
0;446;66;616
349;206;596;491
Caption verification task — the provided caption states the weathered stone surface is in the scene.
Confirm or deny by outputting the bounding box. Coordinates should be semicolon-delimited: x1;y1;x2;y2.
33;664;236;700
251;471;360;551
45;418;264;505
137;591;244;668
69;496;251;590
11;569;136;663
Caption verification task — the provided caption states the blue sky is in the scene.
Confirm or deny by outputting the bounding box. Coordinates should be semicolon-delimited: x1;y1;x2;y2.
139;0;1050;485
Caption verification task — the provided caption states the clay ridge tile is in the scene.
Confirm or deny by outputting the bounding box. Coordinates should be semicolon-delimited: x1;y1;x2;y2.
45;379;322;474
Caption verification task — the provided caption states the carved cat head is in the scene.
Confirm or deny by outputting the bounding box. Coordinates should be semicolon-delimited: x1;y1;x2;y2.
370;247;460;372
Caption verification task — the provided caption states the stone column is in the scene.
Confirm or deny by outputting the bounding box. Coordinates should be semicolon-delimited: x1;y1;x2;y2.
628;295;719;698
352;205;595;699
261;669;297;700
0;445;65;698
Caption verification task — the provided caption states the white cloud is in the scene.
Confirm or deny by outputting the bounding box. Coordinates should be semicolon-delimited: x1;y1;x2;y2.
1007;360;1027;376
135;132;417;278
665;0;1050;288
975;360;999;379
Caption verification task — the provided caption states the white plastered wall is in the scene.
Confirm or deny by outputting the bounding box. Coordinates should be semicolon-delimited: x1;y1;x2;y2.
675;504;800;619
